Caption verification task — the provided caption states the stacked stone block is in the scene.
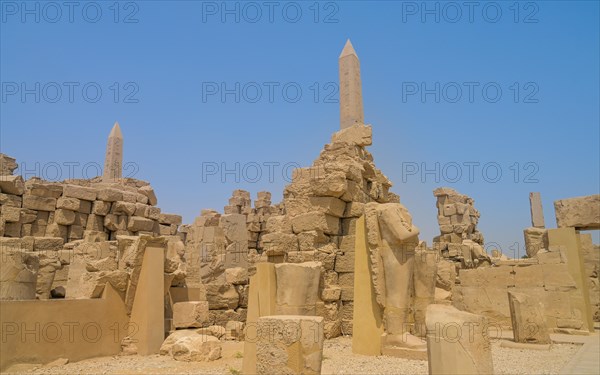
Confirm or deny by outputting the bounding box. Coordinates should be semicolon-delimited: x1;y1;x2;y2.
433;187;488;268
1;174;181;243
256;124;397;338
184;208;250;328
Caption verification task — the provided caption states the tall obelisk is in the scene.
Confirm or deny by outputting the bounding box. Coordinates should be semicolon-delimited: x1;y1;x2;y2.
339;39;364;129
102;121;123;181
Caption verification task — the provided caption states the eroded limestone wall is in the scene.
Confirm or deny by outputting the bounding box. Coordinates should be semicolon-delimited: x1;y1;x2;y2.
454;249;589;332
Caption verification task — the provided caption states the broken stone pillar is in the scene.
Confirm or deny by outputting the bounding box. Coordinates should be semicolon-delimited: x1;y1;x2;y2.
523;226;548;258
0;241;39;300
547;228;594;332
256;315;324;375
242;262;277;375
36;253;62;299
275;261;321;315
339;39;364;129
426;304;493;375
529;192;545;228
102;121;123;181
507;291;551;344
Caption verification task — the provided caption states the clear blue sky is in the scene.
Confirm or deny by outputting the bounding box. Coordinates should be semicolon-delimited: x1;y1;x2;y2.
2;1;599;256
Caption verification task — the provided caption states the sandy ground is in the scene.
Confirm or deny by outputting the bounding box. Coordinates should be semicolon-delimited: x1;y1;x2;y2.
2;336;581;375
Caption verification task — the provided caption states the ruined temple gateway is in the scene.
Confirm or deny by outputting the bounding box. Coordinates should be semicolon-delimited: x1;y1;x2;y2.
0;40;598;375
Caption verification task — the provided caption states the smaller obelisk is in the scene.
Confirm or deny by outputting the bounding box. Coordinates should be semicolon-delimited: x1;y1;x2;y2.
339;39;364;129
102;121;123;182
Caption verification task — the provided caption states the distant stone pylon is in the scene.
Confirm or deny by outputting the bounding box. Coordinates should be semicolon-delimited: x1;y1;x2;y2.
102;121;123;182
339;39;364;129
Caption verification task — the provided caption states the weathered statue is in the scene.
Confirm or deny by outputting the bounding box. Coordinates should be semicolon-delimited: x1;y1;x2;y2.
364;202;429;354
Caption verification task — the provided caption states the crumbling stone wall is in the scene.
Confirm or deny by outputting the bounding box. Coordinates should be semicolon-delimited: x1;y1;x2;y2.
432;187;489;268
0;154;183;301
183;190;284;329
0;155;182;243
256;124;398;338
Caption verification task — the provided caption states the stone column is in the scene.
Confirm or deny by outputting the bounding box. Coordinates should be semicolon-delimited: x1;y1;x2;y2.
529;192;545;228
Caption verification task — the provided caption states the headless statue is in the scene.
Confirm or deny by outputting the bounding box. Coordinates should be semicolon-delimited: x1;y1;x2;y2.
365;202;427;351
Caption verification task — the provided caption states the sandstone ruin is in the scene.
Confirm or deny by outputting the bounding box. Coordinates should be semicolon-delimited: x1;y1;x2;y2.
1;40;598;375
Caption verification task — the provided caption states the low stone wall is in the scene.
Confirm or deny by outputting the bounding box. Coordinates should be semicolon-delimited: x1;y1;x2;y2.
453;252;587;331
0;284;128;370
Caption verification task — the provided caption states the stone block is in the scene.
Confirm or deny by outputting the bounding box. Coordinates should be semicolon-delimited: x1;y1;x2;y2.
297;231;328;252
86;214;104;232
159;213;183;226
1;205;20;222
56;197;81;211
321;287;341;302
127;216;155;232
0;175;24;195
96;188;123;202
147;206;161;220
292;211;340;235
45;223;68;241
344;202;364;218
309;196;346;218
138;186;157;206
275;261;321;315
54;209;76;226
0;193;22;207
205;283;239;310
33;237;64;251
261;232;298;256
23;195;56;211
508;291;551;344
331;124;372;146
426;304;493;375
78;199;92;214
334;252;354;273
92;201;111;216
122;191;137;203
0;246;39;300
28;183;63;198
63;184;97;201
225;267;248;285
169;334;221;362
111;201;136;216
173;301;210;328
554;194;600;230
